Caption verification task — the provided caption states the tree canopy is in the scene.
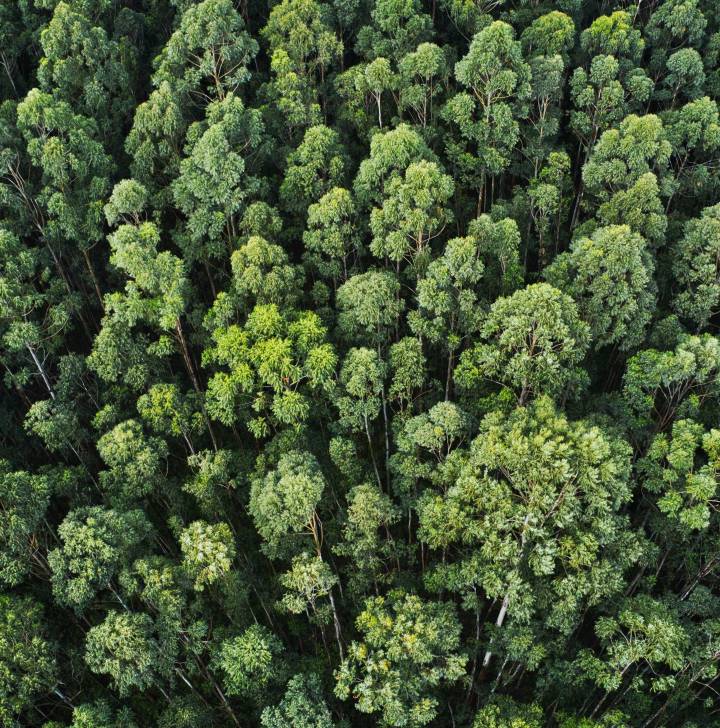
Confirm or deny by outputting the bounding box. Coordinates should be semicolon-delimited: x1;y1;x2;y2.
1;1;720;726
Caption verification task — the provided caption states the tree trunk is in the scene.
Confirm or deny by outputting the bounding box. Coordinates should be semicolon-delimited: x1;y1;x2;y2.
26;343;55;399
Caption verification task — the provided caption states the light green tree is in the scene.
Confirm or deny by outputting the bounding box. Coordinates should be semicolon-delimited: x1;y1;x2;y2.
335;590;466;727
456;283;590;404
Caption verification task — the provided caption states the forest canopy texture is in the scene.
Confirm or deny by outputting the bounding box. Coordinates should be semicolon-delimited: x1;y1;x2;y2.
1;0;720;726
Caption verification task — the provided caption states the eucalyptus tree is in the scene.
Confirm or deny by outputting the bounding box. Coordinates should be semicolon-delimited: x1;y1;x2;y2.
545;225;656;351
418;397;642;676
443;21;531;213
49;506;152;614
672;203;720;329
456;283;590;405
335;590;466;727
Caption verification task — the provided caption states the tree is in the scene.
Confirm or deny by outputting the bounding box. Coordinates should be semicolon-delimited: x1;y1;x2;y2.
37;0;136;134
249;450;325;553
97;419;168;502
398;42;450;129
353;124;435;208
645;0;707;76
280;124;347;215
211;624;283;701
637;418;720;533
104;222;194;373
85;611;162;696
278;551;338;618
355;0;433;63
569;54;653;179
334;482;399;593
622;334;720;433
470;213;523;299
0;229;74;402
522;54;566;181
369;159;454;276
574;596;688;718
391;400;470;502
592;172;667;248
261;0;343;140
250;450;344;652
545;225;656;351
261;673;335;728
336;271;403;347
64;701;139;728
473;697;544;727
337;347;386;488
521;12;575;60
362;57;397;130
155;0;258;103
14;88;114;304
180;520;236;591
0;594;57;728
303;187;361;288
172;94;264;274
335;590;466;727
580;12;644;66
224;234;302;314
581;114;672;228
443;21;531;212
455;283;590;404
0;462;50;586
124;82;186;192
526;152;574;265
388;336;426;414
204;304;336;436
136;382;204;454
663;97;720;212
672;203;720;330
418;397;641;671
49;506;152;613
661;49;705;107
409;233;484;397
0;1;42;98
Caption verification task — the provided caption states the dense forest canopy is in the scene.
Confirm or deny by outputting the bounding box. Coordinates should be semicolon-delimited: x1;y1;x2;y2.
1;0;720;725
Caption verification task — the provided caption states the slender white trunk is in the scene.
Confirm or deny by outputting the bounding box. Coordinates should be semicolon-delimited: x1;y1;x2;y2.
26;343;55;399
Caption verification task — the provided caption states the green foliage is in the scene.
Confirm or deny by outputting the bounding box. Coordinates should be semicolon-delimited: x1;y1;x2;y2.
173;94;264;266
336;270;403;346
261;673;334;728
212;624;283;700
155;0;258;101
49;506;152;613
204;304;336;434
84;612;161;696
4;2;720;726
672;203;720;329
97;419;168;502
545;224;656;351
180;520;236;591
623;334;720;431
280;124;347;214
336;590;466;727
444;21;530;201
0;462;50;586
456;283;590;403
638;419;720;532
370;159;454;275
419;397;640;642
304;187;361;285
249;450;325;551
0;595;56;728
473;697;544;727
